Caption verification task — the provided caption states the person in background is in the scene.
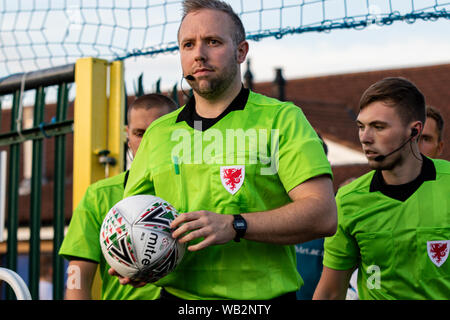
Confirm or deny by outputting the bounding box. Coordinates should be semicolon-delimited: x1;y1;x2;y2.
314;77;450;300
59;94;177;299
419;105;444;158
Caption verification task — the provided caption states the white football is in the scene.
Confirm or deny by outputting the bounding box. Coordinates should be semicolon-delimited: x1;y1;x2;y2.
100;195;185;282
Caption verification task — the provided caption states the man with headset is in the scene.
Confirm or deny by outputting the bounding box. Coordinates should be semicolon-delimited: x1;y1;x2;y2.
314;77;450;300
114;0;337;300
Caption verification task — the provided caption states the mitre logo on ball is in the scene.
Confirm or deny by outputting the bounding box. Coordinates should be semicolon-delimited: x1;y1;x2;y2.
100;195;185;282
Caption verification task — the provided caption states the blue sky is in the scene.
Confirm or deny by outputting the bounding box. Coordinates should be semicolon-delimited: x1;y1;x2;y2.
0;0;449;103
121;0;450;93
125;16;450;94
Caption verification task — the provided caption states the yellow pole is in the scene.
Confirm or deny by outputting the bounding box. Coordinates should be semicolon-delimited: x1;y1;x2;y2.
73;57;108;208
73;58;125;300
107;60;125;177
90;60;125;300
73;58;108;300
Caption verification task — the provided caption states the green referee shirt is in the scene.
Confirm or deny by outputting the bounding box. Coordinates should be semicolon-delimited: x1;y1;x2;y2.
124;87;333;299
324;156;450;300
59;171;160;300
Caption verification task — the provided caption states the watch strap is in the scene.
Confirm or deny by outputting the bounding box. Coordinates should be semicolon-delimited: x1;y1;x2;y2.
233;214;247;242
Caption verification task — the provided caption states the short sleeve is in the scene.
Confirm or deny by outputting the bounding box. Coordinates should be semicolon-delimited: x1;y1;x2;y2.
274;104;332;192
59;185;104;262
323;192;359;270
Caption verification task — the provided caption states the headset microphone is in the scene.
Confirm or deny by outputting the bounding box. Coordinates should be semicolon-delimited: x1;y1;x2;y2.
181;74;195;98
374;128;418;162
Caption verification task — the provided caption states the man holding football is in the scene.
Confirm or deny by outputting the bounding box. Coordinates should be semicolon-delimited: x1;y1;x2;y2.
117;0;337;300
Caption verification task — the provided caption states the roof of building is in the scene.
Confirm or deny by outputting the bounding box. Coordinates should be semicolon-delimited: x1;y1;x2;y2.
253;63;450;161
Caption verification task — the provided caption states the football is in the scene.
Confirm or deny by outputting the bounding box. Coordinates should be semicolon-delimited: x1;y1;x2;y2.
100;195;185;282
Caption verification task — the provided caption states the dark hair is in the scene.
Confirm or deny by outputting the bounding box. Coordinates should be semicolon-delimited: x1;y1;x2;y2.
426;105;444;141
128;94;177;123
179;0;246;46
359;77;426;126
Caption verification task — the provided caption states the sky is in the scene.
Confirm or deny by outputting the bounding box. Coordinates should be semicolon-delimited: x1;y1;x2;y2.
0;0;449;104
124;17;450;94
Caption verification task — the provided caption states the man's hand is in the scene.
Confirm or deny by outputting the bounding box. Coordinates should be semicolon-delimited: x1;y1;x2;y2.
170;211;235;251
107;268;147;288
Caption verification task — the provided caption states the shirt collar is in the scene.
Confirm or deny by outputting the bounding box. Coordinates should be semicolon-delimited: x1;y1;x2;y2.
369;155;436;201
176;85;249;131
123;170;129;189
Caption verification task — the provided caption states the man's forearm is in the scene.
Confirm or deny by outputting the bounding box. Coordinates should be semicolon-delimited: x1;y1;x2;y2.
242;177;337;244
65;260;97;300
66;287;92;300
171;176;337;251
313;266;354;300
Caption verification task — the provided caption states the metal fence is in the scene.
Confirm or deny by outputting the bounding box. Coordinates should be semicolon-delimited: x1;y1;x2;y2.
0;58;126;300
0;65;74;300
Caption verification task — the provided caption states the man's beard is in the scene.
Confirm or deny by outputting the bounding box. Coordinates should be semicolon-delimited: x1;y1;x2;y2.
190;60;238;100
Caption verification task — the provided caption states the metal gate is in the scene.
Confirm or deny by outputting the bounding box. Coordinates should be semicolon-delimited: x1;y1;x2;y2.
0;64;74;300
0;58;125;300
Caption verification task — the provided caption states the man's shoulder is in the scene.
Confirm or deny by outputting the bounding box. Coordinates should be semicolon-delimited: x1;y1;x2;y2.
247;91;297;110
88;171;127;192
336;171;375;200
248;91;283;106
247;91;307;125
147;107;183;131
433;158;450;175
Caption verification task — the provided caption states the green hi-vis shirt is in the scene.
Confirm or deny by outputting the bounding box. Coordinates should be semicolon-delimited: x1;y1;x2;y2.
324;157;450;300
59;172;160;300
124;88;332;299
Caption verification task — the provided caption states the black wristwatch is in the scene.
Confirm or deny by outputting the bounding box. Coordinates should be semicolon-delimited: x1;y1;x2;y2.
232;214;247;242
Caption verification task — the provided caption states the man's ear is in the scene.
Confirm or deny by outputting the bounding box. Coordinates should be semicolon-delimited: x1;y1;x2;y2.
125;125;130;148
236;40;249;64
437;140;444;157
411;121;423;142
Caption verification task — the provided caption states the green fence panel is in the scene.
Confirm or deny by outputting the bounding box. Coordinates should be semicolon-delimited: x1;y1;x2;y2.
29;86;45;300
5;89;21;300
53;83;69;300
0;65;74;300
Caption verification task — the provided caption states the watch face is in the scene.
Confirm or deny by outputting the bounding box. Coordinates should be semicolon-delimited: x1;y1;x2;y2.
235;221;245;228
233;215;247;242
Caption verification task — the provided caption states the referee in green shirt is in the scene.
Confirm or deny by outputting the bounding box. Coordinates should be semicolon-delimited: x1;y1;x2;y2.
111;0;338;300
59;94;177;299
314;77;450;300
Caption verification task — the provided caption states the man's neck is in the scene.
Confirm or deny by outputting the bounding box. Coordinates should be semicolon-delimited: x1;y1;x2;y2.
194;80;243;119
381;148;423;185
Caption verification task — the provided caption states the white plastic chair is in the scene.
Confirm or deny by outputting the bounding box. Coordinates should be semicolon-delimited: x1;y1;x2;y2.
0;267;32;300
